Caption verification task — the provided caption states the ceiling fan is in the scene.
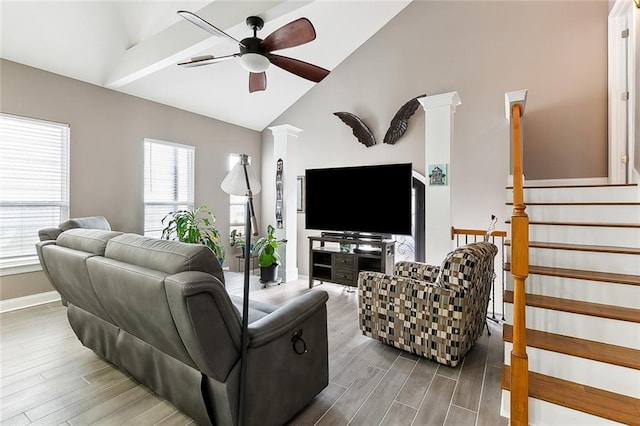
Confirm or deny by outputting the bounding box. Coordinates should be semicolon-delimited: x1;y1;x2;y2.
177;10;330;93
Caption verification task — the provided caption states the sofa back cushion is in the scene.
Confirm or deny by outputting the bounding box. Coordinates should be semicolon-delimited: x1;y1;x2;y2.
57;228;123;255
38;229;123;322
104;234;225;285
86;256;198;368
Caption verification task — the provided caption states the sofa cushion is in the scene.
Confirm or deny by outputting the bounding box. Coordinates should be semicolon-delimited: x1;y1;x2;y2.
57;229;123;255
104;233;225;285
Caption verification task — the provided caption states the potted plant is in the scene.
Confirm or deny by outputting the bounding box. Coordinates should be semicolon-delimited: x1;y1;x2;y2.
161;205;225;265
229;229;247;257
252;224;287;283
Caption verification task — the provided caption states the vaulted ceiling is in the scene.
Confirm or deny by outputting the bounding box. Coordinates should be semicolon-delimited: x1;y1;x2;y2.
0;1;411;130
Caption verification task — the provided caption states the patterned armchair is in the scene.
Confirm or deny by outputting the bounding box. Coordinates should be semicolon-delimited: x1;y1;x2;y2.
358;241;498;367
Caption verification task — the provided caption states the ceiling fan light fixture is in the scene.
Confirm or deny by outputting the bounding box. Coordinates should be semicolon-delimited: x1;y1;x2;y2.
239;53;270;73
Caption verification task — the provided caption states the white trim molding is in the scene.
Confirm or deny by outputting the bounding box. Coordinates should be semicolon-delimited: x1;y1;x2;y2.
608;0;636;184
0;291;61;313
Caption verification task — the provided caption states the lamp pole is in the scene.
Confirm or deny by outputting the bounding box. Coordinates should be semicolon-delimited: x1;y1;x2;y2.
238;157;258;426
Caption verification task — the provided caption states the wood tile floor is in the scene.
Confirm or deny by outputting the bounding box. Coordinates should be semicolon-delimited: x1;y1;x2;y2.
0;271;506;425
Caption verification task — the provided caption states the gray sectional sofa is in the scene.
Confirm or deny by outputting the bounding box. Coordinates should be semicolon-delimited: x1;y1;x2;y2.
36;228;329;425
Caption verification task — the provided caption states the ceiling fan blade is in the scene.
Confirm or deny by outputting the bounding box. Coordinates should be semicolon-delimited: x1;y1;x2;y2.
249;72;267;93
178;54;240;67
177;10;245;47
262;18;316;52
269;54;329;83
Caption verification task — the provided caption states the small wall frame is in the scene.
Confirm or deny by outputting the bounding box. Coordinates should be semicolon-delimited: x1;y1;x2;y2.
297;176;305;212
428;163;448;186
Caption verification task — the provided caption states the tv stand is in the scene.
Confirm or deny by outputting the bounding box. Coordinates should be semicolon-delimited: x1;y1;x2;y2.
320;231;390;241
308;235;395;289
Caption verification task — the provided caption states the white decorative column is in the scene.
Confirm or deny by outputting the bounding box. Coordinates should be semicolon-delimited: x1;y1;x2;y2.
267;124;302;282
419;92;461;265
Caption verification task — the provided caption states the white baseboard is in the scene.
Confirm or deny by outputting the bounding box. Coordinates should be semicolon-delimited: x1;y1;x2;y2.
0;291;61;313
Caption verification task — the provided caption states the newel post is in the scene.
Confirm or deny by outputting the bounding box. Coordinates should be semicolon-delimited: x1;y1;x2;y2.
505;90;529;426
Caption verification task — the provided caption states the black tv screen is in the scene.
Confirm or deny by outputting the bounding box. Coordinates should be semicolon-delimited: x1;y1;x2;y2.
305;163;412;236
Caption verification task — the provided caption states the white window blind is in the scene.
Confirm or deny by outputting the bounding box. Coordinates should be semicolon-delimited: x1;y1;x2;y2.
0;113;70;271
228;153;249;239
144;139;194;238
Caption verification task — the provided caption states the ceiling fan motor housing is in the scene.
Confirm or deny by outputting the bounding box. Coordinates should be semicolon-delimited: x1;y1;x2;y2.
240;37;266;56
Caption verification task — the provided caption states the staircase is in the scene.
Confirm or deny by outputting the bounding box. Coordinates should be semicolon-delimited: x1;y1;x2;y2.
501;183;640;425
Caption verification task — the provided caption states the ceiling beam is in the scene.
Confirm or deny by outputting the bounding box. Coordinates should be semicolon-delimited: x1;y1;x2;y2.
105;1;311;89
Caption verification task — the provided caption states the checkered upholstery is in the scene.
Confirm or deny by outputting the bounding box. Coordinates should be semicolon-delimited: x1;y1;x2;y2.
394;261;440;282
358;242;498;367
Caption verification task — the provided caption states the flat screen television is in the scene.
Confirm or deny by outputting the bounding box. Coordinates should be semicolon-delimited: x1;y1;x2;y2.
305;163;412;236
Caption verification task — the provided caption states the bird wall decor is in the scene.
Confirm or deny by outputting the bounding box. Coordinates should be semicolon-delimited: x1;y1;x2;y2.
333;94;427;147
383;94;426;145
333;112;376;147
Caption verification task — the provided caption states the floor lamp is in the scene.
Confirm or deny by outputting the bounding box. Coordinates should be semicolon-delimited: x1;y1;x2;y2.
221;154;261;426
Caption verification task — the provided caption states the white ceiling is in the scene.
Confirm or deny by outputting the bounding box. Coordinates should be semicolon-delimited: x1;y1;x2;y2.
0;1;411;131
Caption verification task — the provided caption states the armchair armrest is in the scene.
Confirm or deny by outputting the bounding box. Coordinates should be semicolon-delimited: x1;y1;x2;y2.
248;291;329;348
394;261;440;283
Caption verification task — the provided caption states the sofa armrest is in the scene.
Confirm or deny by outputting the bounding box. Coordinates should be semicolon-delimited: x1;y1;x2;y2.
38;227;62;241
393;261;440;283
248;291;329;348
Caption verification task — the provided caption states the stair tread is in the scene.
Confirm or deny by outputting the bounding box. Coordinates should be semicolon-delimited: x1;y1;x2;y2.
501;365;640;425
502;324;640;370
505;219;640;228
504;262;640;286
504;240;640;255
505;201;640;205
503;290;640;322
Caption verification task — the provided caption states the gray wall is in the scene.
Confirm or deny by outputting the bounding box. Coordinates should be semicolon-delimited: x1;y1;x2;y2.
0;59;261;301
0;1;610;297
267;0;608;275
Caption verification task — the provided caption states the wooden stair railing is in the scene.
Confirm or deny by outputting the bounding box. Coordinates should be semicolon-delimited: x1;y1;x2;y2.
509;103;529;425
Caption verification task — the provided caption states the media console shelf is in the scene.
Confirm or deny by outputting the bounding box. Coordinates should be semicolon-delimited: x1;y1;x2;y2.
308;235;395;289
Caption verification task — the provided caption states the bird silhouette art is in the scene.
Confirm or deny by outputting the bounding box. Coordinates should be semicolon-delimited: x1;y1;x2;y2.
334;94;427;147
383;94;426;145
333;112;376;147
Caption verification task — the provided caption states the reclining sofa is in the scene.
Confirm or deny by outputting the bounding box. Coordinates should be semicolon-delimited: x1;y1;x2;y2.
36;228;329;425
358;241;498;367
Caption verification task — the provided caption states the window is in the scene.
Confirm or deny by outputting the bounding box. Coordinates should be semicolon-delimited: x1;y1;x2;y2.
228;154;250;242
0;113;70;273
144;139;194;238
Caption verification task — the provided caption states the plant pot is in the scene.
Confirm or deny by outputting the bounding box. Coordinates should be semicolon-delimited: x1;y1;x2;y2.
259;264;279;283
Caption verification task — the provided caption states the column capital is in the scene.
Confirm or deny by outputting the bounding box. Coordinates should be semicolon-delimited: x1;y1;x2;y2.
505;90;528;120
268;124;304;137
419;91;462;112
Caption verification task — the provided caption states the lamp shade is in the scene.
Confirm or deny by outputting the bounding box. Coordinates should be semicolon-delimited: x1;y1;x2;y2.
221;154;261;196
239;53;270;73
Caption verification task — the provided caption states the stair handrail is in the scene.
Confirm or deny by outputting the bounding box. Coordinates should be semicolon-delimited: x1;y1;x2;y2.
509;101;530;426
